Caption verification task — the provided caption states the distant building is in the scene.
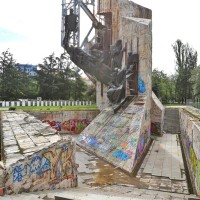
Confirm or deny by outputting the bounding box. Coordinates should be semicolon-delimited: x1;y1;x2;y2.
18;64;37;76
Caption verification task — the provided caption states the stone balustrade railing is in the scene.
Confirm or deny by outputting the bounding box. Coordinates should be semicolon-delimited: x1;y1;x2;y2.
0;100;92;107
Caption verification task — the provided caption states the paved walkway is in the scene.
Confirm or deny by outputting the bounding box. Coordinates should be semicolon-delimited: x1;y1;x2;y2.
143;134;183;179
136;134;188;194
2;134;200;199
0;111;198;199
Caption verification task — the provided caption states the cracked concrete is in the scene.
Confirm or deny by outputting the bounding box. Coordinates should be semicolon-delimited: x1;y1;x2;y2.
1;111;200;199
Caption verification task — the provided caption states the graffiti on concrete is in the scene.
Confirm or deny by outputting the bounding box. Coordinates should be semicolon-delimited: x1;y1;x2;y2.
135;129;149;159
13;165;27;183
190;146;200;190
42;119;89;133
13;156;50;182
43;144;74;184
151;122;161;135
62;119;89;133
190;147;197;173
42;120;62;131
112;149;130;161
136;134;145;158
180;110;200;193
12;143;76;186
76;95;152;173
138;75;146;93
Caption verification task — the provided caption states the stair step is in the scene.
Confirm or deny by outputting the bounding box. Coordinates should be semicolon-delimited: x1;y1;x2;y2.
163;108;180;133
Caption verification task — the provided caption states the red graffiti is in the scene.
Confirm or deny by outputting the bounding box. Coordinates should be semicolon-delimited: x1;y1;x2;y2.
62;119;89;133
42;119;89;133
151;122;161;135
42;120;61;131
151;123;156;134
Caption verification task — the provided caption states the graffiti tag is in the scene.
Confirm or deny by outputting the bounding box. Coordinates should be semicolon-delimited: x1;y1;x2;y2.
13;144;74;185
112;149;130;161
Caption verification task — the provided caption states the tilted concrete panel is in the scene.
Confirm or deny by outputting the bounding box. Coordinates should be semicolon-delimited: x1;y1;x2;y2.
77;95;151;173
0;111;78;194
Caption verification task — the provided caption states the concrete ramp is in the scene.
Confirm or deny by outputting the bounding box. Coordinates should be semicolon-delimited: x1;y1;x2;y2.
77;95;151;173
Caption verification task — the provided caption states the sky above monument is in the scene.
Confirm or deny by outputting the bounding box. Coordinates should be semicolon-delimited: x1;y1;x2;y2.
0;0;199;76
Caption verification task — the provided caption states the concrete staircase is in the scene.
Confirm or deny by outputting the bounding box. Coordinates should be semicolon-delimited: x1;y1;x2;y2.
163;108;180;134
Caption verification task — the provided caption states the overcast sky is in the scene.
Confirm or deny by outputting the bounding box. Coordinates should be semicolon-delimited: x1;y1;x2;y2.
0;0;199;76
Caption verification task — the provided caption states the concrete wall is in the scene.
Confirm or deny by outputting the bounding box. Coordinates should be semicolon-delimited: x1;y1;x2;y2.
151;92;165;135
29;110;99;122
96;0;152;111
179;108;200;196
29;110;100;134
111;0;151;45
4;139;77;194
96;82;110;110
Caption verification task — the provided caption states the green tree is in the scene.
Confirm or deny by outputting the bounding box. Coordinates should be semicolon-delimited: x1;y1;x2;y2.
85;83;96;102
36;53;59;100
71;66;87;100
172;39;197;104
152;69;175;104
191;65;200;98
56;53;75;99
0;50;30;100
36;52;87;100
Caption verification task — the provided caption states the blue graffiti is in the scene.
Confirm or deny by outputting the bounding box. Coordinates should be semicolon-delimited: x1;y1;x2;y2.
112;149;130;161
30;156;42;174
138;75;146;93
88;138;97;145
37;158;51;176
129;138;137;147
111;135;117;139
62;144;67;152
13;144;68;183
13;155;51;182
50;184;56;190
13;164;25;182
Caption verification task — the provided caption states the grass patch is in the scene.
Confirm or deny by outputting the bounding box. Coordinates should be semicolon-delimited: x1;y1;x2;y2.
5;104;99;112
164;104;187;108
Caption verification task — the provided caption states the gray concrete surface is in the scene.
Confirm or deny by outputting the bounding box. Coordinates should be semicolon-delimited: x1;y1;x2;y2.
1;110;200;199
2;134;200;200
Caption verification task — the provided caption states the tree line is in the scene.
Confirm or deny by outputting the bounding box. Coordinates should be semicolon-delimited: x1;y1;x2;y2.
0;50;96;102
153;39;199;104
0;39;199;105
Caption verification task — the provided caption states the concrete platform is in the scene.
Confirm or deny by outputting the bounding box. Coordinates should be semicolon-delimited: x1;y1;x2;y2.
1;112;200;199
0;111;78;194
